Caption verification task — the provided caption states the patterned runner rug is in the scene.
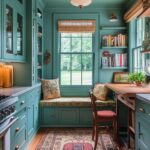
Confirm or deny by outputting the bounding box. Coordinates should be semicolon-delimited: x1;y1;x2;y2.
36;128;120;150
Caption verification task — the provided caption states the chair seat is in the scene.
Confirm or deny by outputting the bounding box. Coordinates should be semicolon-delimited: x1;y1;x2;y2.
97;110;116;118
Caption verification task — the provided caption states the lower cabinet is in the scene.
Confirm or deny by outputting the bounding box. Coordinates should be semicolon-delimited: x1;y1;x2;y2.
40;107;92;127
10;108;27;150
10;85;41;150
136;98;150;150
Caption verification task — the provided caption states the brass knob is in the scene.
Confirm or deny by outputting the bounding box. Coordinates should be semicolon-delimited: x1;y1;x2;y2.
15;145;19;150
15;127;20;132
139;108;145;113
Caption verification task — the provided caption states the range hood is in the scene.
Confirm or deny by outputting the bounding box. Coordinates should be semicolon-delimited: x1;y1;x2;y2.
124;0;150;22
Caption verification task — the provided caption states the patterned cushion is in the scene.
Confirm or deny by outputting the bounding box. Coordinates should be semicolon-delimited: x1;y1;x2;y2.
93;83;109;101
40;97;116;107
41;78;61;99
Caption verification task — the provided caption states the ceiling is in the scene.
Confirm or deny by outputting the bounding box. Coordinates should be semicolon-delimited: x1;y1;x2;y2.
43;0;129;9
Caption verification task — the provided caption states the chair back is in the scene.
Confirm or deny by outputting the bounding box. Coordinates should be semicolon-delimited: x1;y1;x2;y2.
89;90;98;119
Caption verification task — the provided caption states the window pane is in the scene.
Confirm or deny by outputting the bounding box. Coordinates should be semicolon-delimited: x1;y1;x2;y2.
72;54;81;85
82;33;92;37
72;54;81;71
82;54;92;85
72;33;81;37
61;38;70;52
72;71;81;85
61;54;70;85
82;38;92;52
72;38;81;52
61;71;70;85
61;33;71;37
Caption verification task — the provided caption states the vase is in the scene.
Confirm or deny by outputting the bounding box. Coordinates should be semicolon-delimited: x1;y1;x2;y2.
134;81;142;86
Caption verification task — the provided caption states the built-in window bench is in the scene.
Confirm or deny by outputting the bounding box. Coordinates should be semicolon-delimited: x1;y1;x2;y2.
40;97;115;127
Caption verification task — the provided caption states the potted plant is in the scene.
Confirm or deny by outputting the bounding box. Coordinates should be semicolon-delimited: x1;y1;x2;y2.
128;72;146;86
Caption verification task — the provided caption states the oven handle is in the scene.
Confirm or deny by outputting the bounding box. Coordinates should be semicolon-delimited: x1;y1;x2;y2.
0;117;18;136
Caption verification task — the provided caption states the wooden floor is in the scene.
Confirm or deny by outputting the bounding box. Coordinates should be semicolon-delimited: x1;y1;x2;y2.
28;128;44;150
28;128;127;150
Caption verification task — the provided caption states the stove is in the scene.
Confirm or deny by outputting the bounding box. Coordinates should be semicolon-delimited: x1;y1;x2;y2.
0;95;18;124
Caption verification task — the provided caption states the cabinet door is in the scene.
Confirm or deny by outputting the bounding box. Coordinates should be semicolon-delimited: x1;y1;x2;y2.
59;108;79;125
34;102;39;130
27;101;34;139
3;0;26;61
79;108;92;126
136;114;150;150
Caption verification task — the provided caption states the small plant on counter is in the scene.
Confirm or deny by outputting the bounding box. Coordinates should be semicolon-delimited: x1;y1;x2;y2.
128;72;146;86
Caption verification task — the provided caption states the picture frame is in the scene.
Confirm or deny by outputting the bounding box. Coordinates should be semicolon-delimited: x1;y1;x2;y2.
113;72;129;83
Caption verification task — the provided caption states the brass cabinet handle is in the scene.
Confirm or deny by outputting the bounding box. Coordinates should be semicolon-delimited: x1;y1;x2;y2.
15;145;19;150
15;127;20;132
139;108;145;113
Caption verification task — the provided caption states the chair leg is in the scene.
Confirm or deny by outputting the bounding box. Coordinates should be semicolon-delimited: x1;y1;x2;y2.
94;126;98;150
113;119;117;141
92;120;95;141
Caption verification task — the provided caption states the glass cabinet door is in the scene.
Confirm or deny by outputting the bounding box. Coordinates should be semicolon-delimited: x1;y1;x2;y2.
17;13;23;55
6;5;13;54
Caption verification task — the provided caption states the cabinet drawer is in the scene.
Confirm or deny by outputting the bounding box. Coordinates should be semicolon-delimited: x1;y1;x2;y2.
11;108;26;139
11;127;26;150
136;99;150;119
16;95;26;112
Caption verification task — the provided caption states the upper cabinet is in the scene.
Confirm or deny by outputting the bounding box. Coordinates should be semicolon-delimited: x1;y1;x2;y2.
2;0;26;62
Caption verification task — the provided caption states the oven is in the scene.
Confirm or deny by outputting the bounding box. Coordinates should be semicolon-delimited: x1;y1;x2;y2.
0;96;18;150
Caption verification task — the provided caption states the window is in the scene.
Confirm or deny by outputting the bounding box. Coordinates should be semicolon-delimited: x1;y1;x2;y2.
60;33;93;85
133;18;145;72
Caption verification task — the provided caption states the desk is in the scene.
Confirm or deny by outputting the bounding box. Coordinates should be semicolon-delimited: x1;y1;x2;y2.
106;83;150;149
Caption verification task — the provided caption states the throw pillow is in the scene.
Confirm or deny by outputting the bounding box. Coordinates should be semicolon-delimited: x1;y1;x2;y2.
93;83;108;101
41;78;61;99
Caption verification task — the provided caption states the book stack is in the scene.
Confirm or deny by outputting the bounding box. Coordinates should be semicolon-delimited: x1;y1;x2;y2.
102;34;127;47
101;53;127;68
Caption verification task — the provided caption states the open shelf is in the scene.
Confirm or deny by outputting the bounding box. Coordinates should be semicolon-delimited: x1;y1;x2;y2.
141;49;150;53
102;46;127;49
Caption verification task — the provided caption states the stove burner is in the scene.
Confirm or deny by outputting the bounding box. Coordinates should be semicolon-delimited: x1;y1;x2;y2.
0;95;10;101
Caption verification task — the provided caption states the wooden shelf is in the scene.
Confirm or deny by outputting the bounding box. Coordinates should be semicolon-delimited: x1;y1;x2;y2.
100;26;127;30
102;46;127;49
101;67;128;70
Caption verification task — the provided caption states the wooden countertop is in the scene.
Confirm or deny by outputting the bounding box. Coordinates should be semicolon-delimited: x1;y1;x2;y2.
106;83;150;95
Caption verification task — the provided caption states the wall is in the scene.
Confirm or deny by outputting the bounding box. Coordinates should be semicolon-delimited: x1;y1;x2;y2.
43;7;126;96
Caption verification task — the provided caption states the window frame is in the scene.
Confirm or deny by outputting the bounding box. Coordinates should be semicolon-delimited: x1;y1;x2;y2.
59;33;94;87
132;18;146;73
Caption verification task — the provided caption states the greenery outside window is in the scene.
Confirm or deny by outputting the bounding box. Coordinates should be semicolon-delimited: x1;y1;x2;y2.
133;18;145;72
60;33;93;86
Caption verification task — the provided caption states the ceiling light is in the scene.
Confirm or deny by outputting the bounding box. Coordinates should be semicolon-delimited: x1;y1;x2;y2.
70;0;92;8
109;13;118;22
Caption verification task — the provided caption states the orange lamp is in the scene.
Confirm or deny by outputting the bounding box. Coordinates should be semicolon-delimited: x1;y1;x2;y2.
0;64;4;87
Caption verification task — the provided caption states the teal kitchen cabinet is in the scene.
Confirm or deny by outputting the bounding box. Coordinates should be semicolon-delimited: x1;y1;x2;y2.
0;0;2;58
136;94;150;150
26;87;41;141
10;108;27;150
2;0;26;62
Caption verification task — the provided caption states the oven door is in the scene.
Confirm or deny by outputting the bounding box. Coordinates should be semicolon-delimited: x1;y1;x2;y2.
0;117;18;150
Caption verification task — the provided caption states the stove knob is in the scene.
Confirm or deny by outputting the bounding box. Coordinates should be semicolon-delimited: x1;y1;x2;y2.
10;106;16;112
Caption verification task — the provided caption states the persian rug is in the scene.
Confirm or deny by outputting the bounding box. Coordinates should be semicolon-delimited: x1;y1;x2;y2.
36;128;119;150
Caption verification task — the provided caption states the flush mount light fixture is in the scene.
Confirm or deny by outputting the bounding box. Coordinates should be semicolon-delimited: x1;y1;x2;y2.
70;0;92;8
109;13;118;22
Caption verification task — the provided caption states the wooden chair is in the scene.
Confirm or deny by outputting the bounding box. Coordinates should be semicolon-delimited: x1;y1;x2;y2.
89;90;117;150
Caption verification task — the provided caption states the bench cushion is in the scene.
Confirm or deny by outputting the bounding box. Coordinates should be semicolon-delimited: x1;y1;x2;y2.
40;97;116;107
